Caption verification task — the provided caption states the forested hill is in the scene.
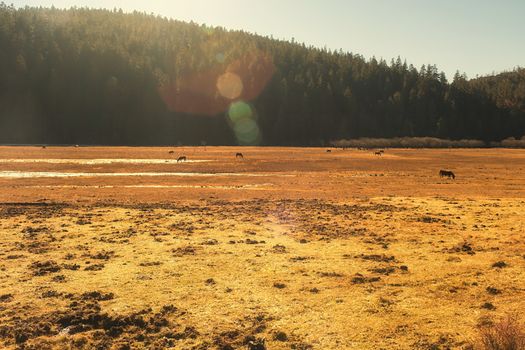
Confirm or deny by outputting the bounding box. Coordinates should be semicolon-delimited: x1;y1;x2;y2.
1;5;524;145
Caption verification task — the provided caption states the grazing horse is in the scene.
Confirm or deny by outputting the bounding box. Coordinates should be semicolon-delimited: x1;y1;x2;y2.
168;150;174;154
326;149;332;153
235;152;244;159
374;151;382;156
177;156;187;163
439;170;455;179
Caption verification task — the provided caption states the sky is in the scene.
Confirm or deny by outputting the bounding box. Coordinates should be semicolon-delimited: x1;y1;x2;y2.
10;0;525;79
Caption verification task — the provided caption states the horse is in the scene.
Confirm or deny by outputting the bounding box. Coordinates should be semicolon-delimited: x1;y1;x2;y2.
235;152;244;159
326;149;332;153
439;170;455;179
374;151;382;156
168;150;174;154
177;156;187;163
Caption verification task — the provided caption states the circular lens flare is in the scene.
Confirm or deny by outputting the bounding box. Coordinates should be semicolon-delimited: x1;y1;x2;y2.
215;53;225;63
228;101;253;123
217;72;243;100
227;101;261;145
234;118;260;145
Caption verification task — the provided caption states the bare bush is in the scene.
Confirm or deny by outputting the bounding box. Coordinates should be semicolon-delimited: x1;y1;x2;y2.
331;137;485;149
477;315;525;350
498;137;525;148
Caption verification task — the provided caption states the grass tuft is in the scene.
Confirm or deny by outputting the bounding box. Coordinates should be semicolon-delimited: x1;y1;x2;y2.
478;315;525;350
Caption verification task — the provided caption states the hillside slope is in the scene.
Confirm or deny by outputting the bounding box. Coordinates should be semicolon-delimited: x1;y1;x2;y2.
0;4;524;145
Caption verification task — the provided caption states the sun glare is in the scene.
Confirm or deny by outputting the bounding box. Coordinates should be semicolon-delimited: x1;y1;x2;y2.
217;72;243;100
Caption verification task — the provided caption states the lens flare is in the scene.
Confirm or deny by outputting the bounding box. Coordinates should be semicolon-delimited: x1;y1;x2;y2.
217;72;243;100
228;101;261;145
233;118;260;145
159;49;275;116
215;53;225;63
228;100;253;123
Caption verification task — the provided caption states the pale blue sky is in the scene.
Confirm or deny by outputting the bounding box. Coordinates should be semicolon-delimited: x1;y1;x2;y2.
10;0;525;79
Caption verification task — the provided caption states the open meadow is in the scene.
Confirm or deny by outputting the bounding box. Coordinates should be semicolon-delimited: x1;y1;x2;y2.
0;146;524;349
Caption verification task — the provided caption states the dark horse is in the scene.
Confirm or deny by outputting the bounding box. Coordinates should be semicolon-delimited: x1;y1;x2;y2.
177;156;187;163
439;170;455;179
235;152;244;159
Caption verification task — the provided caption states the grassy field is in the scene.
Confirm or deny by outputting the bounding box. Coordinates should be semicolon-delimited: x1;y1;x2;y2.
0;146;524;349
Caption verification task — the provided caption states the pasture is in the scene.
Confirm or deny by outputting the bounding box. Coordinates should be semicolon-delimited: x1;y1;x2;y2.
0;147;524;349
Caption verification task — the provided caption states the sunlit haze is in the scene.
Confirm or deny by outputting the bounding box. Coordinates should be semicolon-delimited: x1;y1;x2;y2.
11;0;525;80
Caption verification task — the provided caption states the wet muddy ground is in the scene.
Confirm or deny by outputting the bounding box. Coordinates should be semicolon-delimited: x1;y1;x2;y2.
0;147;524;349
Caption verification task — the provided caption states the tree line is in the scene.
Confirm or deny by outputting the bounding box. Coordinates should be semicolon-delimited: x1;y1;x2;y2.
1;4;524;145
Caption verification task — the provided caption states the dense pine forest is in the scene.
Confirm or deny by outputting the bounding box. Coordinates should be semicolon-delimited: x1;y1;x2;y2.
1;4;525;146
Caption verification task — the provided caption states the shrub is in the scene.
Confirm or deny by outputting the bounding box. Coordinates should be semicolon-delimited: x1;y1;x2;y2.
477;314;525;350
330;137;486;148
499;137;525;148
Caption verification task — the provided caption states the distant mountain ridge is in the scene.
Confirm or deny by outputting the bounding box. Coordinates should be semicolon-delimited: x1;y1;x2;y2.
0;4;524;145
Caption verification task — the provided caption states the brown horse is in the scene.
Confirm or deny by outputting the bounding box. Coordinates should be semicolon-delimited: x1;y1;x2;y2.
177;156;187;163
439;170;455;179
374;151;382;156
235;152;244;159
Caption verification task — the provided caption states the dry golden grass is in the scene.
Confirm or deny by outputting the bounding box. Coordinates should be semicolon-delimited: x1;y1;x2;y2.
0;147;524;349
